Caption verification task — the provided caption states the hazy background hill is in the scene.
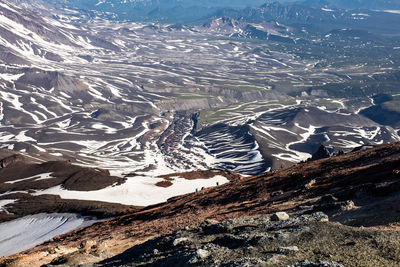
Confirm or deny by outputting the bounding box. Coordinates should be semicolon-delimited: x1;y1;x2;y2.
33;0;400;35
298;0;400;10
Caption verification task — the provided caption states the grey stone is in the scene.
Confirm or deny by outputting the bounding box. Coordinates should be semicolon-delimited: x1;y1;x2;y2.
340;200;356;211
172;237;191;247
196;249;210;259
271;212;290;221
277;246;299;254
188;249;210;263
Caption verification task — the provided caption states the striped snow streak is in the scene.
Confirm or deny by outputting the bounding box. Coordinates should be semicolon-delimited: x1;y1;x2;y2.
196;124;269;175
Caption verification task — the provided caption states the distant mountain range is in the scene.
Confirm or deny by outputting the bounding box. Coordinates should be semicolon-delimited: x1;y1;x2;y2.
26;0;399;36
40;0;266;23
213;2;400;34
50;0;400;11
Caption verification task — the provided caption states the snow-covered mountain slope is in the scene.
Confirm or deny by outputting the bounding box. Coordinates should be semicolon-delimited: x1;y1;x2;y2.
0;149;236;228
0;1;282;176
196;124;268;175
0;0;399;264
252;105;398;167
196;17;296;43
197;100;400;168
0;1;119;65
0;0;398;179
0;213;97;257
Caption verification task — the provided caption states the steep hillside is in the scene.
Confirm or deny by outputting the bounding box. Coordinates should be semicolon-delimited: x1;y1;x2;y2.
1;142;399;266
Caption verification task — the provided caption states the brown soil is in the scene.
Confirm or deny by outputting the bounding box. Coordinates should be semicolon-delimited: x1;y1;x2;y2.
155;180;173;187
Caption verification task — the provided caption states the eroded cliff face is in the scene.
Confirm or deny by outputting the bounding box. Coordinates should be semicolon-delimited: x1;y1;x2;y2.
1;142;400;266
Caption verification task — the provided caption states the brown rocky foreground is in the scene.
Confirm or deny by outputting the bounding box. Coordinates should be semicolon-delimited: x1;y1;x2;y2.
1;142;400;266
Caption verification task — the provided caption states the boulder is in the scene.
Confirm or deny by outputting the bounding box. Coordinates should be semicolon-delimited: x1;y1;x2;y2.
188;249;210;263
173;237;191;247
309;145;331;162
277;246;299;254
195;249;210;259
271;212;290;221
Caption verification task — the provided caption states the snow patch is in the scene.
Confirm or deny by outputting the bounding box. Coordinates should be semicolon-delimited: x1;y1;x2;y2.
0;73;24;82
0;213;97;257
381;10;400;14
0;199;17;212
33;175;229;206
5;172;54;184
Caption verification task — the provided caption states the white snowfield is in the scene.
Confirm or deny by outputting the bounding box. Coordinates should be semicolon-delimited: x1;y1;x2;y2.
0;213;97;257
0;199;17;213
34;175;229;206
4;172;54;184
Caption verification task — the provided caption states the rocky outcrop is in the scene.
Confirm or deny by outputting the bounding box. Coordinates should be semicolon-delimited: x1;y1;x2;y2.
62;168;124;191
90;212;399;267
308;145;331;162
0;154;25;168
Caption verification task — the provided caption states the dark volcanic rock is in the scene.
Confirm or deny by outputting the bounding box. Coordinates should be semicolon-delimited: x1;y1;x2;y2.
95;212;398;267
62;168;123;191
0;159;125;193
0;193;138;223
0;154;25;168
309;145;331;162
